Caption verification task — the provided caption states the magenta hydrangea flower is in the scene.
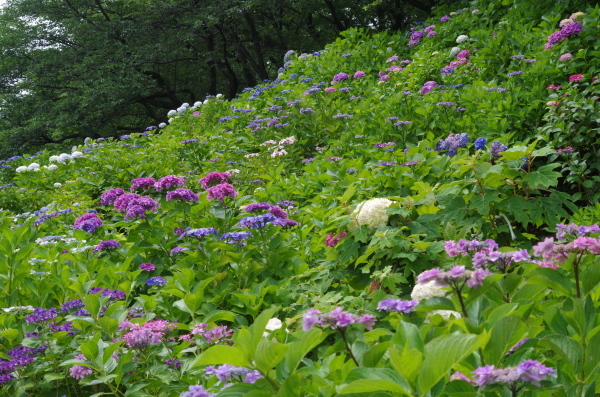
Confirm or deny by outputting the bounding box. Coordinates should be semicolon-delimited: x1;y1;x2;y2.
154;175;186;191
93;239;121;252
199;172;231;189
114;193;141;212
206;183;238;201
139;263;155;271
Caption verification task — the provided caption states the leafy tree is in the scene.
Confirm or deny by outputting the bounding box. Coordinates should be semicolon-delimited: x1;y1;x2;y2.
0;0;437;158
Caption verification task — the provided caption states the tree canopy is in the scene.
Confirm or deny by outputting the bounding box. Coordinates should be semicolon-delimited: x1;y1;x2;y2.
0;0;440;158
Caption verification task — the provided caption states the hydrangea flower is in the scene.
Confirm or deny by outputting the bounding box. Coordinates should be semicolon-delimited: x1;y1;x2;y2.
166;188;199;202
73;213;103;233
206;183;238;201
349;198;393;230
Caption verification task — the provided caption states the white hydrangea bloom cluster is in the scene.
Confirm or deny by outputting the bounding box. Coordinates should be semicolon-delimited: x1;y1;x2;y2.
411;280;462;321
456;35;469;43
449;47;461;57
349;198;393;230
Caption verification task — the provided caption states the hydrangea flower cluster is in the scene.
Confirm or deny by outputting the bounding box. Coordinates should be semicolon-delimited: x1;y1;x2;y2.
377;298;418;313
121;319;175;349
0;345;47;383
349;198;393;230
435;133;469;156
325;231;346;247
545;13;584;49
69;354;93;379
470;360;556;388
418;266;491;289
190;323;234;344
302;307;375;331
181;385;215;397
198;171;238;201
73;213;103;233
205;364;263;384
166;188;199;202
93;239;121;253
420;80;438;94
532;224;600;269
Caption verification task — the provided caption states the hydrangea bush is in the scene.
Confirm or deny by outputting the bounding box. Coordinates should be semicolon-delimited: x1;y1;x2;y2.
0;0;599;395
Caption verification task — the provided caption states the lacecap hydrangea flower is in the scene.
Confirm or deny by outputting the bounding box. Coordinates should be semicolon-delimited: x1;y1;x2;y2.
349;198;394;230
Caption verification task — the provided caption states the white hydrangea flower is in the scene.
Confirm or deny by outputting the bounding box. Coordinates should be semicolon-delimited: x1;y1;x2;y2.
216;94;223;99
203;99;209;105
47;164;58;171
349;198;393;230
176;107;185;113
279;136;297;145
58;153;71;163
71;151;83;158
54;183;62;187
15;166;27;173
168;117;175;123
167;110;177;116
429;310;462;320
193;101;202;107
456;35;469;43
84;137;92;145
27;163;40;171
225;169;241;175
181;102;189;108
411;281;447;300
158;122;167;128
49;155;59;162
271;148;287;158
449;47;461;57
265;318;283;331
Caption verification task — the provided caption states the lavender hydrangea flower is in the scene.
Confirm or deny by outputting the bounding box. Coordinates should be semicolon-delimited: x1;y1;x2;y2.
24;308;57;323
73;213;103;233
139;263;155;271
182;385;215;397
181;228;219;239
377;299;418;313
490;141;508;157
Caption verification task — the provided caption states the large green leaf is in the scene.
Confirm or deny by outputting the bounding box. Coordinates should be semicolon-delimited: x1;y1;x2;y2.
285;328;327;372
417;334;482;394
339;368;412;395
483;315;527;365
254;338;288;373
192;345;251;368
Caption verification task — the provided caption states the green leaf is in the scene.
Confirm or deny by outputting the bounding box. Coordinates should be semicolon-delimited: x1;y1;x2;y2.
483;316;527;365
523;164;561;189
339;368;412;395
254;338;288;373
417;334;482;394
541;334;582;373
285;328;327;372
389;345;422;382
469;193;500;216
192;345;251;368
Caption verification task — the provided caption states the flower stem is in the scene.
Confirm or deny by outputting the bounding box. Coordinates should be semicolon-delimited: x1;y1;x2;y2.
339;328;360;366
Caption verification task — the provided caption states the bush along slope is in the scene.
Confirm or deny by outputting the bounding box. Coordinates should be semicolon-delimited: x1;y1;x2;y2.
1;0;600;396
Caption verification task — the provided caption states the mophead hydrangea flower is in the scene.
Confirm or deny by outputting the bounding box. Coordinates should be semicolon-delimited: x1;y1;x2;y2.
349;198;394;230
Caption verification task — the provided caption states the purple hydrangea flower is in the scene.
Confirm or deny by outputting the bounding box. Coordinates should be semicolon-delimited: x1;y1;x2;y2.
139;263;155;271
93;239;121;252
166;188;199;202
100;188;125;205
73;213;103;233
130;177;157;191
145;277;167;287
206;183;238;201
154;175;186;191
199;172;231;189
377;299;418;313
181;228;219;239
490;141;508;157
